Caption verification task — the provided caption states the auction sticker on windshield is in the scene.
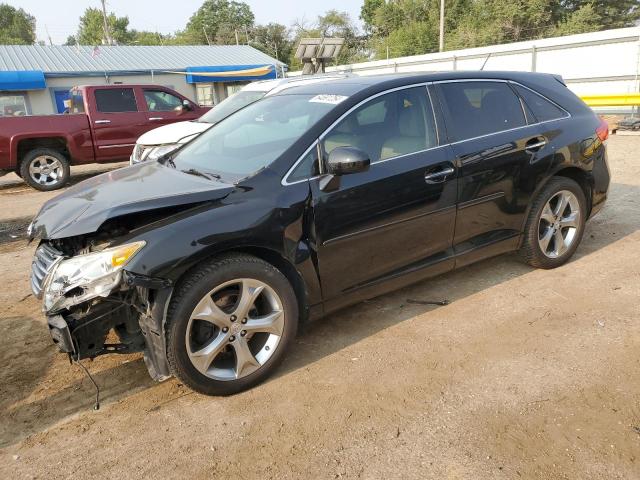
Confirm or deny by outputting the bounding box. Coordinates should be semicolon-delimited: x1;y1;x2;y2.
309;94;348;104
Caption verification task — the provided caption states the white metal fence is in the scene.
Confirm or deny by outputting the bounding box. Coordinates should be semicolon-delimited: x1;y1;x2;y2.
292;27;640;113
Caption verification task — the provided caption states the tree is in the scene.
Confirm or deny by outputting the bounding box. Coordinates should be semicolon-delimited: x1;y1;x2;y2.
359;0;639;61
553;3;602;36
0;3;36;45
64;35;77;46
375;21;438;58
555;1;640;29
250;23;293;62
360;0;385;34
76;7;133;45
447;0;555;49
178;0;255;45
130;30;174;46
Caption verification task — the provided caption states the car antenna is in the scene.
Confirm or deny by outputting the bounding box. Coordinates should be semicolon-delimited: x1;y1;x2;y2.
480;52;492;71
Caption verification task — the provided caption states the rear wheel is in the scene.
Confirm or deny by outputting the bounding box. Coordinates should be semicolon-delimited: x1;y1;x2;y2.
165;254;298;395
20;148;70;191
519;177;587;269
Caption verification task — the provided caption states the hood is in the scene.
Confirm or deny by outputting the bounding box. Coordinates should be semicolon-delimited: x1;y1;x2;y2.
30;161;234;240
136;120;212;146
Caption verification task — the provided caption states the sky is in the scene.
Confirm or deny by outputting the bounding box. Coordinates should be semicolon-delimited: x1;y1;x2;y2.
4;0;364;45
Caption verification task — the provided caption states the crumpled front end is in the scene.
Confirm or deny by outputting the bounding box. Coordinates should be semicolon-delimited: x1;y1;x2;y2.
31;239;173;381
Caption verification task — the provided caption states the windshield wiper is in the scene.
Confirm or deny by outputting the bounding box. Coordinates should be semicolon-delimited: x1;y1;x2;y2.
181;168;221;180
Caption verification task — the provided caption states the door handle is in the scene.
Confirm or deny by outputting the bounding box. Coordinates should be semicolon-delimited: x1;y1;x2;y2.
149;117;164;121
94;119;111;124
424;166;455;184
525;138;547;153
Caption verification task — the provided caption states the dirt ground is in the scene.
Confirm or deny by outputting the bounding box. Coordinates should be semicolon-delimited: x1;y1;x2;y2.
0;139;638;480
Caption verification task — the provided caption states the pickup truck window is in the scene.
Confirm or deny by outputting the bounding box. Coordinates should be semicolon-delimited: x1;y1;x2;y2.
67;91;85;114
95;88;138;113
144;90;183;112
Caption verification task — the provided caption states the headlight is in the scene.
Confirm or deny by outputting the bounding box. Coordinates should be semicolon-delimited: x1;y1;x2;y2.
132;143;181;164
43;241;145;313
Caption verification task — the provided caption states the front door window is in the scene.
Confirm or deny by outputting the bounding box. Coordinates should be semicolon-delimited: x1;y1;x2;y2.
321;87;438;164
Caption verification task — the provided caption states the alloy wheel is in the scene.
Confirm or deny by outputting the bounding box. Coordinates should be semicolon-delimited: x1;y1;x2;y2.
185;278;285;381
538;189;581;258
28;155;64;187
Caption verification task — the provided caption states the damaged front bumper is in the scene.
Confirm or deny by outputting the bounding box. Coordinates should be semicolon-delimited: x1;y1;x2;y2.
34;241;174;382
43;277;173;381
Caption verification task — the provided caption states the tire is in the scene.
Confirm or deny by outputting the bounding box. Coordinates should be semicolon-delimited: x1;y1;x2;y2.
519;177;587;269
20;148;70;191
165;254;298;395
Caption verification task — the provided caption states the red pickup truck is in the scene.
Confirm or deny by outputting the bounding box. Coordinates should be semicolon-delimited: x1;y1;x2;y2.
0;84;208;190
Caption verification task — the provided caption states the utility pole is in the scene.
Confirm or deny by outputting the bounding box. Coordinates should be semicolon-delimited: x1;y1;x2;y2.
45;25;53;46
203;26;212;45
439;0;445;52
100;0;114;45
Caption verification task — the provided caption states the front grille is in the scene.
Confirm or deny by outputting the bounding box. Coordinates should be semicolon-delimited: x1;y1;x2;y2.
31;243;62;299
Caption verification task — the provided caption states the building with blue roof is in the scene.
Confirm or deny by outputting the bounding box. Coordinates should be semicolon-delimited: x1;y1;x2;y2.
0;44;285;116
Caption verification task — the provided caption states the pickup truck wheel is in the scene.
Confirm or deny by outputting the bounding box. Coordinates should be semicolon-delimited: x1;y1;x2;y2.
20;148;70;191
165;254;298;396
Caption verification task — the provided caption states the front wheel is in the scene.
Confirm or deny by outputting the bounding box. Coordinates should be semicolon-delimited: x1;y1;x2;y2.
519;177;587;269
165;254;298;395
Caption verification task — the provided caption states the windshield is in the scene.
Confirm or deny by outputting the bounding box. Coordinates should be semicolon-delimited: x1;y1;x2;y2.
169;94;339;179
198;90;267;124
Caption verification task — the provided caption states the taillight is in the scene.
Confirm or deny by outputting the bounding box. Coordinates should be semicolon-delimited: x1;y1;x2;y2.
596;118;609;142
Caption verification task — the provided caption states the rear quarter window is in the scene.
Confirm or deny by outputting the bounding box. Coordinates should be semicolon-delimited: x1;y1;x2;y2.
513;84;569;123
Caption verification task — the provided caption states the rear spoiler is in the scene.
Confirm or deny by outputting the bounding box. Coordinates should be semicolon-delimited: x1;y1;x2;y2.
552;74;567;86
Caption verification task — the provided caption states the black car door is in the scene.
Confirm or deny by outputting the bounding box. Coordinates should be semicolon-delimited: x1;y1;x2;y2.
434;80;547;266
310;85;458;301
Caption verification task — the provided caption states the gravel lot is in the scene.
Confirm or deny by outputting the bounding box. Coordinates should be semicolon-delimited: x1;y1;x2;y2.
0;138;638;479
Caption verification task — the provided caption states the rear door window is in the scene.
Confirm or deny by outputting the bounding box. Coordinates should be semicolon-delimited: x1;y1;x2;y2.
437;81;526;142
95;88;138;113
513;84;569;122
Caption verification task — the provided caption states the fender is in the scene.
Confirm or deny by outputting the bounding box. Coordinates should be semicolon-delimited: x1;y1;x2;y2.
9;129;94;168
123;181;323;311
517;144;599;237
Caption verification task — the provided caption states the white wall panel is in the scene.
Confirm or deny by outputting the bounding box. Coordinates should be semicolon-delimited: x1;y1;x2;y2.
308;27;640;109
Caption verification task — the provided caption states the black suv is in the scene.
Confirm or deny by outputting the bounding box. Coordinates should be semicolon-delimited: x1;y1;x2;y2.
29;72;610;395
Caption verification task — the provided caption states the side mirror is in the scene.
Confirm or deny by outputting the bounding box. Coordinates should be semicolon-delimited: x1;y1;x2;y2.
326;146;370;176
182;99;193;111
